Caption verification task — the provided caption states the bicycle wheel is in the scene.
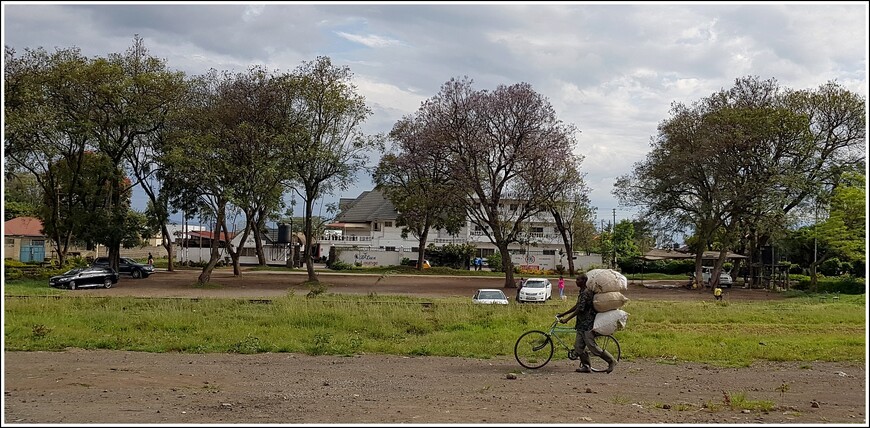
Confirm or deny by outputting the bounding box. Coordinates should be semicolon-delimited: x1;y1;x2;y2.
589;335;621;373
514;330;554;369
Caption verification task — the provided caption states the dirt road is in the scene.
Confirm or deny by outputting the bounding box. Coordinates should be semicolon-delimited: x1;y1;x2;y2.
4;268;865;425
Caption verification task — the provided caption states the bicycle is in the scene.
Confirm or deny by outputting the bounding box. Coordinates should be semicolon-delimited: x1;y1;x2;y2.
514;316;621;371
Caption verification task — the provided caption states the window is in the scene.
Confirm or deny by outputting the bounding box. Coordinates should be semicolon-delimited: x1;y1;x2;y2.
31;239;45;246
384;221;393;228
5;238;14;245
373;222;381;231
530;227;544;234
385;246;396;252
543;250;556;256
411;247;419;253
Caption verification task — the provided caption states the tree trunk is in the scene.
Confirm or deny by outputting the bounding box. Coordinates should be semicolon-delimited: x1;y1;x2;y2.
303;195;318;283
499;243;515;289
416;229;429;271
254;212;267;266
160;223;174;272
692;251;704;290
198;201;226;284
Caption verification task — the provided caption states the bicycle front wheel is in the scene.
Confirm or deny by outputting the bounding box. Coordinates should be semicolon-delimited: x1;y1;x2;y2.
514;330;554;369
589;334;621;373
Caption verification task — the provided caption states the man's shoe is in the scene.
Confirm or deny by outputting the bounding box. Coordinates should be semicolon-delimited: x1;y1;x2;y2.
575;365;591;373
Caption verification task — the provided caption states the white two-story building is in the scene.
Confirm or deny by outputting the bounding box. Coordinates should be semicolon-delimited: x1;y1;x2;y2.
322;189;601;271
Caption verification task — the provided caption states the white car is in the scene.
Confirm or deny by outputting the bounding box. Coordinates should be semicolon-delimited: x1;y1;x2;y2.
472;289;509;305
518;278;552;303
701;267;733;288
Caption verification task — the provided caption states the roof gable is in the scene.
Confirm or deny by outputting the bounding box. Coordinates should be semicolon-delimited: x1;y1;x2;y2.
334;190;398;223
4;217;45;237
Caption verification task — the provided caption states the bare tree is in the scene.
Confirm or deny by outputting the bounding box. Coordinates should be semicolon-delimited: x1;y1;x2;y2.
423;77;580;288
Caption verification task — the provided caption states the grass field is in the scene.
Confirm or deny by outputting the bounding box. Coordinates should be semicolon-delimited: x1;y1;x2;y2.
4;278;865;367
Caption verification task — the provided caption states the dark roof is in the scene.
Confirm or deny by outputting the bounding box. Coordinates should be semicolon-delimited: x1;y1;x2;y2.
334;190;398;223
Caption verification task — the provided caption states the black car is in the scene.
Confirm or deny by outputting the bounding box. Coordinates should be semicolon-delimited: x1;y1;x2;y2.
49;267;119;290
92;257;154;279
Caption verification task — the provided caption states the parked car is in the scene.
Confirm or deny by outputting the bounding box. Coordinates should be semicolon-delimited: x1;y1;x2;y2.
518;277;552;303
472;289;509;305
49;266;119;290
92;257;154;279
695;267;733;288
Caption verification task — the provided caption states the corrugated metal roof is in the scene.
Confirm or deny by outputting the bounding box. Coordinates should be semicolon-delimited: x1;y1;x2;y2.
4;216;45;237
334;189;398;223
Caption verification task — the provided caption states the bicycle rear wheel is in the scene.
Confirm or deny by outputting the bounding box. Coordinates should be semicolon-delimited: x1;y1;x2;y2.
514;330;554;369
589;334;621;373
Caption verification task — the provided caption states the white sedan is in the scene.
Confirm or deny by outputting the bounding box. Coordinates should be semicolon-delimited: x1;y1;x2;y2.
518;278;552;303
472;289;509;305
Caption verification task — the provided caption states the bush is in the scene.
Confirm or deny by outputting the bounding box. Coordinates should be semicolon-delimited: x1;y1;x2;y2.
329;260;354;271
486;252;503;272
795;275;866;294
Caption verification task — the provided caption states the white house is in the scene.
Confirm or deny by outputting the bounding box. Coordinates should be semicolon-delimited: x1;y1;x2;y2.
322;189;602;271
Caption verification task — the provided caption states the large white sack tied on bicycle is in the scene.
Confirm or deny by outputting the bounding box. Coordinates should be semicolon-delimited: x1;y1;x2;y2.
593;291;629;312
586;269;628;294
593;309;629;335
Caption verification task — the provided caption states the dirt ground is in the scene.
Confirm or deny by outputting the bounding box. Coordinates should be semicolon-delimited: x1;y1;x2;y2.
4;268;867;425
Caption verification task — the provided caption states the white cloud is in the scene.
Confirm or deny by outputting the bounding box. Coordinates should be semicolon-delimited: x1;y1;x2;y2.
335;31;403;48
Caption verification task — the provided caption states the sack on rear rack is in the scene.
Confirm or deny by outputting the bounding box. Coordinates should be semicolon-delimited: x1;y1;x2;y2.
587;269;628;294
593;291;629;312
593;309;630;336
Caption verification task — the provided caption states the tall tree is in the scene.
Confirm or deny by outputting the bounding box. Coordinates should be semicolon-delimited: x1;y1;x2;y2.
374;114;467;270
5;45;94;266
614;76;864;289
163;69;233;284
277;56;381;283
546;161;592;276
422;77;579;288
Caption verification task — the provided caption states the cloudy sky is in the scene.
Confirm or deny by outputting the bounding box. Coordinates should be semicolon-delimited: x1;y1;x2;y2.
3;1;867;227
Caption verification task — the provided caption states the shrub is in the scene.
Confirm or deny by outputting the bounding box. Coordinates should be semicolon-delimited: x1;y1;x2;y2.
795;275;866;294
329;260;354;271
486;252;503;272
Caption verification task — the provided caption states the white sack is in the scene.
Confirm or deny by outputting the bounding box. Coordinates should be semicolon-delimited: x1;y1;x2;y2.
593;309;630;336
593;291;629;312
587;269;628;293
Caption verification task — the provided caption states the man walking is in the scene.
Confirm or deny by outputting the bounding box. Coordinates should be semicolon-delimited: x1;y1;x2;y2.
557;274;618;373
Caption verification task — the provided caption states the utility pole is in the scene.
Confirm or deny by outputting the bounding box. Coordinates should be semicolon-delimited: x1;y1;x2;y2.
612;208;617;268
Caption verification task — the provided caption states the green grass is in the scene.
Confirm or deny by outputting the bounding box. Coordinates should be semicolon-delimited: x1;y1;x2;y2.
3;279;865;366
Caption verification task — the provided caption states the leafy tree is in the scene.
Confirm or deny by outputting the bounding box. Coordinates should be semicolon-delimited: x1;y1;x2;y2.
276;56;382;283
5;45;95;266
164;69;234;284
3;172;41;221
614;76;865;289
547;176;593;276
374;113;467;271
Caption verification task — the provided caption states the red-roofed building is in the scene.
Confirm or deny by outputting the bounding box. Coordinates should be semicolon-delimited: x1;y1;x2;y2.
4;216;49;262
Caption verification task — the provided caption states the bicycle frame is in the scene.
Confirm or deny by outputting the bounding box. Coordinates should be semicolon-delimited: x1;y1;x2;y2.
546;318;578;356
